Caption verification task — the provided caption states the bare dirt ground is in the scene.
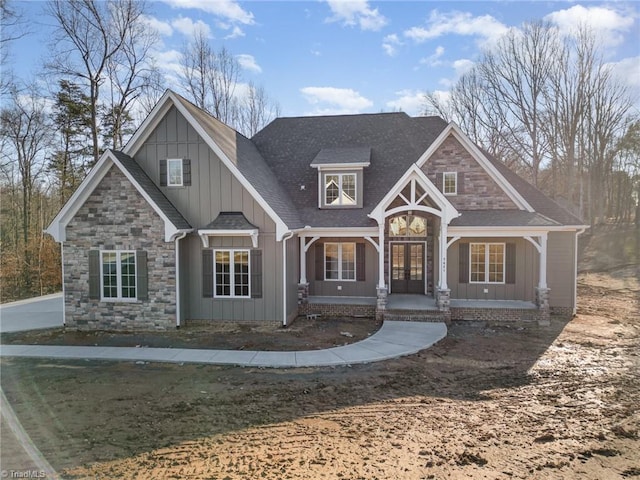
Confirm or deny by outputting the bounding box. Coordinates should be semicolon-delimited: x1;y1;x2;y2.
1;226;639;479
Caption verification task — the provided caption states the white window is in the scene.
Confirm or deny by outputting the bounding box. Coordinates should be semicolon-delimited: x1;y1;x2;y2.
470;243;505;284
101;251;136;300
389;215;427;237
324;243;355;281
215;249;250;297
443;172;457;195
167;158;183;186
324;173;356;206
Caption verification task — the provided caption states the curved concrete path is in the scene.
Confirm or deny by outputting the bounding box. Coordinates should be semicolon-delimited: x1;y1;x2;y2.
0;321;447;368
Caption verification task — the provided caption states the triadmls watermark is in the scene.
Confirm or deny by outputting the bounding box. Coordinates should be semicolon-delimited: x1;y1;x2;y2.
1;471;48;479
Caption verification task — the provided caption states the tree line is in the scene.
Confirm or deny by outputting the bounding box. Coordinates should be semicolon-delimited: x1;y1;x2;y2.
0;0;279;302
424;22;639;228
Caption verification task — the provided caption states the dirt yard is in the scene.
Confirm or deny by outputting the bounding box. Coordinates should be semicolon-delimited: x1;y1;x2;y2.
1;227;639;479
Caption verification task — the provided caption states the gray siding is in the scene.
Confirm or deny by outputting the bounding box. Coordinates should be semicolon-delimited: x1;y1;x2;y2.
547;231;576;310
307;239;378;297
136;105;284;322
286;234;299;324
448;237;538;301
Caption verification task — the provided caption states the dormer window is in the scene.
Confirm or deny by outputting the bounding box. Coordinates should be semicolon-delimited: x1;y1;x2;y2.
311;147;370;209
325;173;356;206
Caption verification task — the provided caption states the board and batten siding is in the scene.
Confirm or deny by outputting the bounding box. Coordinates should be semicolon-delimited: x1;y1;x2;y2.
547;231;576;310
135;105;283;322
307;239;378;297
448;237;538;302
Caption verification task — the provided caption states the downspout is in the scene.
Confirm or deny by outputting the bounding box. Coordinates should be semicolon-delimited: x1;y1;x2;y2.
60;242;66;326
173;232;189;328
574;228;587;316
282;231;294;327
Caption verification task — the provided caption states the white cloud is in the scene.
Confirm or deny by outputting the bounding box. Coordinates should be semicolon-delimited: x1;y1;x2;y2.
404;10;509;47
420;45;445;66
452;58;474;77
301;86;373;115
142;15;173;36
607;56;640;89
224;25;245;39
237;54;262;73
326;0;388;31
152;49;184;76
545;5;635;47
385;89;426;115
161;0;255;25
382;34;402;57
171;17;212;38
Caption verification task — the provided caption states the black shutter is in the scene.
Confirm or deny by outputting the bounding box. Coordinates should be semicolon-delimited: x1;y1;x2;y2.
505;243;516;284
356;243;366;281
250;249;262;298
136;250;148;300
202;249;213;298
159;159;167;186
457;172;465;194
182;159;191;186
315;243;324;281
459;243;469;284
88;250;100;299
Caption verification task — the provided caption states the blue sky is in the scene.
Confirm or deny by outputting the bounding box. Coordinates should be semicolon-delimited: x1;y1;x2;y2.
7;1;640;117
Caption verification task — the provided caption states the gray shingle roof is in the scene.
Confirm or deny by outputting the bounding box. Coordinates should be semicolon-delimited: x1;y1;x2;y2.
201;212;257;230
110;150;192;230
311;147;371;167
171;94;303;229
252;113;448;228
450;210;560;227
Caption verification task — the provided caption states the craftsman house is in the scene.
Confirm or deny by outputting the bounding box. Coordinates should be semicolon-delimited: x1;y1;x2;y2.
46;90;586;330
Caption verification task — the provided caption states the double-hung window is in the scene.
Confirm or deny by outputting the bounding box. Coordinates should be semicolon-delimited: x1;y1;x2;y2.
167;158;183;186
443;172;457;195
324;243;355;281
324;173;356;206
215;249;250;297
101;251;137;300
470;243;505;283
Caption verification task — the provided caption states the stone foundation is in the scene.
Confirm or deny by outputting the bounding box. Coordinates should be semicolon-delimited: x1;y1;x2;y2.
297;282;310;304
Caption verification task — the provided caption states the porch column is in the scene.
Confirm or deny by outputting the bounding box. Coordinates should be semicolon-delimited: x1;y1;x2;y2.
439;220;448;290
377;223;385;289
299;235;307;284
538;233;548;289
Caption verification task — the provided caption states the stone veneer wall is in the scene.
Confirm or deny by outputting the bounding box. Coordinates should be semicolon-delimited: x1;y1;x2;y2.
63;166;176;330
422;136;516;210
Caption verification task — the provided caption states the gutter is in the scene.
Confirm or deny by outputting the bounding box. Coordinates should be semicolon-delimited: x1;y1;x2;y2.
173;231;189;328
574;227;587;316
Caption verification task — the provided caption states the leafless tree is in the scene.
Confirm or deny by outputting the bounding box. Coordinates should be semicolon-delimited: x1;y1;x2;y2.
46;0;154;162
234;81;281;137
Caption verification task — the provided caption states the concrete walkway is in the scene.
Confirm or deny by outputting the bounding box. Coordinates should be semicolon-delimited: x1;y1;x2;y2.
0;321;447;368
0;293;64;333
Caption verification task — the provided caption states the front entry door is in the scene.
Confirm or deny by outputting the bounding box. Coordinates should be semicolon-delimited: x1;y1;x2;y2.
390;243;424;294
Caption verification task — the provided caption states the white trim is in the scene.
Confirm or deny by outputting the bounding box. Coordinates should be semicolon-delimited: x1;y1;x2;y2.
443;171;457;195
213;248;251;299
469;242;506;284
312;162;369;170
369;165;459;225
198;229;259;248
296;226;378;237
449;226;562;236
45;150;192;243
388;240;427;295
324;242;357;282
123;91;291;241
415;123;534;212
99;250;138;301
166;158;184;187
174;232;187;327
282;231;294;327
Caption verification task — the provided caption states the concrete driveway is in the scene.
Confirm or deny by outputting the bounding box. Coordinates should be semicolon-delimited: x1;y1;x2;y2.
0;293;63;333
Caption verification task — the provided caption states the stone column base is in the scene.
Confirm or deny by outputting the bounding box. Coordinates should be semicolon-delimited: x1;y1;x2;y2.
297;283;310;305
535;287;551;326
436;288;451;312
376;286;388;321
